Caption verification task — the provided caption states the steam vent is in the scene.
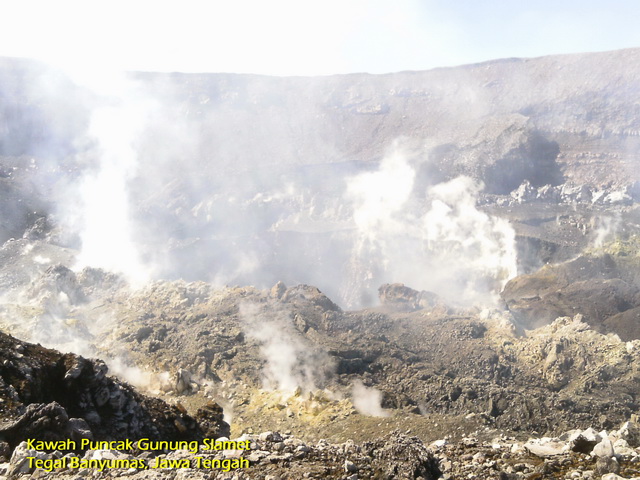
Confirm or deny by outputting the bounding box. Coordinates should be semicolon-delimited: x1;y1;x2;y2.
4;48;640;479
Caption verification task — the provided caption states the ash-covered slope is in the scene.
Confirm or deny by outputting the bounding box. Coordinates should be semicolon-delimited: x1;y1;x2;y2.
126;48;640;187
2;49;640;432
5;49;640;479
3;235;639;445
4;49;640;181
3;272;640;479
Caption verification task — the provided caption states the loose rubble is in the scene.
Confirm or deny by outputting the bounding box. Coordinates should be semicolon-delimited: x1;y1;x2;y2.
4;422;640;479
430;420;640;480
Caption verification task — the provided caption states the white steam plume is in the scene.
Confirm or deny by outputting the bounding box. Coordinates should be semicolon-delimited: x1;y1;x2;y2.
422;176;518;305
239;303;330;393
75;104;150;285
348;148;517;307
349;150;416;246
57;75;157;287
351;380;388;417
591;214;621;248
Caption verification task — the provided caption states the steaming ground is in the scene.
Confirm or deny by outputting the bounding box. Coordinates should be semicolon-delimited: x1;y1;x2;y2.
348;152;517;307
3;50;640;478
3;50;640;309
7;265;638;445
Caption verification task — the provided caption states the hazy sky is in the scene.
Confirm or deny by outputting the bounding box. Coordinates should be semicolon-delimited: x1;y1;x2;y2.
1;0;639;76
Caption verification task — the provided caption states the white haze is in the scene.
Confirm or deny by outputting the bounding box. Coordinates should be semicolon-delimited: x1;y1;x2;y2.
0;54;527;395
3;1;640;76
351;380;388;417
239;303;331;393
51;88;519;308
348;149;518;307
592;214;622;249
73;104;152;286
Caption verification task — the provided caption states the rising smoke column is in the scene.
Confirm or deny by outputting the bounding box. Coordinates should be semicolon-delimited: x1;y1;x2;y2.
239;302;332;393
343;149;418;306
351;380;389;417
347;149;517;307
60;78;158;287
349;150;416;249
421;176;517;305
591;213;622;248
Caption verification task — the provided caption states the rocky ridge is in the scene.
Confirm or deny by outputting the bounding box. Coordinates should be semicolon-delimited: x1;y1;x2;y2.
0;331;229;456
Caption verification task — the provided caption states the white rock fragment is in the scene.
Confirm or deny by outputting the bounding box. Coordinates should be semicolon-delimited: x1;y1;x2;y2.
175;369;193;394
524;437;568;457
592;437;615;458
8;442;48;477
568;427;601;444
510;442;526;455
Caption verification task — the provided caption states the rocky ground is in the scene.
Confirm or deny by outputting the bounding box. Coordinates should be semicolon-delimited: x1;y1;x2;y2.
3;221;640;479
78;273;640;440
0;330;229;448
0;325;639;480
4;254;640;478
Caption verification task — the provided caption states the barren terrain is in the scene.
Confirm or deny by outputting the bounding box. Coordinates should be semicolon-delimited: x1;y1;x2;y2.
1;49;640;478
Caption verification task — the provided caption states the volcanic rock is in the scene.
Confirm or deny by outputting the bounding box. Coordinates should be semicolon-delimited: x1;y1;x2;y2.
0;331;229;450
378;283;449;313
502;251;640;336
